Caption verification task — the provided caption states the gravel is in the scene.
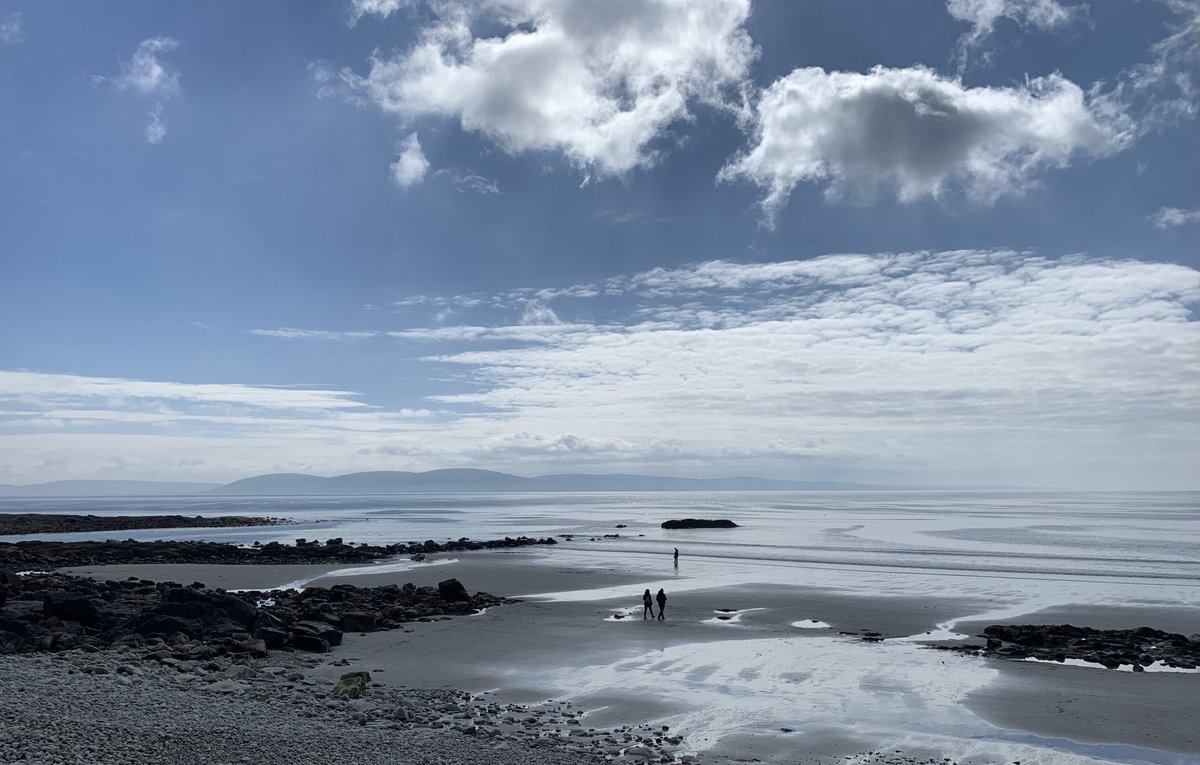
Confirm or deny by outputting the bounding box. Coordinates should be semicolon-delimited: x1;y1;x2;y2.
0;651;606;765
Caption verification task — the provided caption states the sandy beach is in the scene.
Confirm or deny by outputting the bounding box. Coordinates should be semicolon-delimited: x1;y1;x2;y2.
60;547;1200;764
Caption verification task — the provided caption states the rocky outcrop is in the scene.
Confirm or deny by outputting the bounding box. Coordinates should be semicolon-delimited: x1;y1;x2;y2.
660;519;739;529
937;623;1200;670
0;535;558;570
437;578;471;604
0;570;509;658
0;513;285;536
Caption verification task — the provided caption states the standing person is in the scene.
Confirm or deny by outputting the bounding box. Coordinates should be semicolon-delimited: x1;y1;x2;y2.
673;547;679;563
656;588;667;620
642;588;654;619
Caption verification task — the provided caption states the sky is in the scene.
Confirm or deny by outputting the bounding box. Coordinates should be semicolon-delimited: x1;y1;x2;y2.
0;0;1197;490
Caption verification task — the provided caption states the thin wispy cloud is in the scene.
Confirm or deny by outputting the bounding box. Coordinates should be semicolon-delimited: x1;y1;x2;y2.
347;0;409;26
95;37;182;144
947;0;1087;69
1149;206;1200;229
0;12;23;43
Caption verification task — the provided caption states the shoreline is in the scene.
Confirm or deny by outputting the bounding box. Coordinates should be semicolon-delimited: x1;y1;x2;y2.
0;512;286;536
48;550;1200;763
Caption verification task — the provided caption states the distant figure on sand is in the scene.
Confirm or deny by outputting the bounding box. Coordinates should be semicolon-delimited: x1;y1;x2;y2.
673;547;679;563
656;588;667;620
642;588;654;619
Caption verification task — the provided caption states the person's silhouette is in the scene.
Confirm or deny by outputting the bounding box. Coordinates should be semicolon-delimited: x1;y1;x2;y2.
673;547;679;563
642;588;654;619
655;588;667;620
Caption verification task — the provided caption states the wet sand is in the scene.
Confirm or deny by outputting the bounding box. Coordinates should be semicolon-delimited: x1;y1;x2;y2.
63;550;1200;763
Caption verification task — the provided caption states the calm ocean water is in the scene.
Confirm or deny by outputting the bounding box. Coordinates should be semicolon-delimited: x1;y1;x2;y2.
3;491;1196;583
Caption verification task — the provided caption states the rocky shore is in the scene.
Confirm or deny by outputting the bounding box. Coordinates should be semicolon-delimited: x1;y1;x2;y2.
0;513;286;536
0;534;557;570
0;569;695;764
0;569;509;656
938;623;1200;669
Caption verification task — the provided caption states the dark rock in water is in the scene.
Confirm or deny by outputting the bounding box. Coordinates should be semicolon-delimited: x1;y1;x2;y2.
661;519;739;529
437;578;471;604
975;624;1200;669
1;533;559;569
43;592;100;626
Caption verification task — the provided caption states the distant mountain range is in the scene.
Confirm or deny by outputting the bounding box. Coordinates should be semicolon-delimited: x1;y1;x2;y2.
0;469;1037;497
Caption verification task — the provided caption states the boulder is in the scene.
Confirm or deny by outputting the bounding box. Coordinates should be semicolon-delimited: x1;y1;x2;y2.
292;620;342;648
342;611;378;632
290;634;330;653
253;627;290;649
437;578;471;604
164;588;256;628
42;592;100;626
333;670;371;700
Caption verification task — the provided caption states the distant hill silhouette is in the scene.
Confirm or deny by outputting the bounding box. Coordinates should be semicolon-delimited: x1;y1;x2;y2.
209;469;898;495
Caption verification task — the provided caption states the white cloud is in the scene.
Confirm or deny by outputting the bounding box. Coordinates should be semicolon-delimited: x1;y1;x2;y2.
249;328;379;341
456;174;500;195
1150;206;1200;229
431;169;501;195
947;0;1086;66
417;251;1199;487
145;101;167;144
0;12;23;43
0;371;367;411
720;66;1131;222
390;132;430;188
520;300;562;326
103;37;181;144
114;37;180;97
5;253;1198;488
348;0;408;25
344;0;756;177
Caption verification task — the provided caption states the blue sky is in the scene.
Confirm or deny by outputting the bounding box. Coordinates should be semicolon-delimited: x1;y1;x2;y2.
0;0;1197;488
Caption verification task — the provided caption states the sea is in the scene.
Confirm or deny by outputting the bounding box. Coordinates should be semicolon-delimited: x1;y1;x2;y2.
4;491;1198;765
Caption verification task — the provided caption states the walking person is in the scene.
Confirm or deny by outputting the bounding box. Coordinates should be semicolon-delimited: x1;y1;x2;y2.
656;588;667;620
642;588;654;619
673;547;679;563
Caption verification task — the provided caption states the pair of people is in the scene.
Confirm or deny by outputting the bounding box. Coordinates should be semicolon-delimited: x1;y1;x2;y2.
642;588;667;620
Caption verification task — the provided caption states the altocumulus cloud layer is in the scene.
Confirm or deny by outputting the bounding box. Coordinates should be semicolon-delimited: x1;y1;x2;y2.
3;251;1196;489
